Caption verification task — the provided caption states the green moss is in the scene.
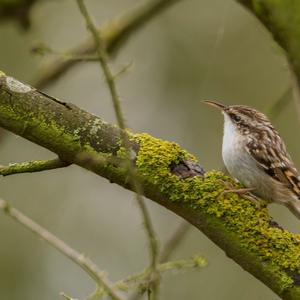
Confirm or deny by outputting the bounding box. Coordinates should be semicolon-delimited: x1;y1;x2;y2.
116;146;127;160
0;92;86;155
133;133;300;289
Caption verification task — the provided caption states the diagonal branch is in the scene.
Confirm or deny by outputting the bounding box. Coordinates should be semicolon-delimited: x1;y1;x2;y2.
159;221;190;263
0;197;124;300
1;73;300;299
34;0;183;89
0;158;70;176
236;1;300;90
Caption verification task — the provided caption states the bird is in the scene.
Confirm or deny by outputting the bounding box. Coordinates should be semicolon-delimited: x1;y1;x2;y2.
203;100;300;219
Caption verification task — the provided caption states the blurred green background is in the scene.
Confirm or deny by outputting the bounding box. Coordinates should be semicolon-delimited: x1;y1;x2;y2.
0;0;296;299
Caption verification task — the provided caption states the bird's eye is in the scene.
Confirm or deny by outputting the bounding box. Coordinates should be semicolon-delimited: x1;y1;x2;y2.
231;114;241;122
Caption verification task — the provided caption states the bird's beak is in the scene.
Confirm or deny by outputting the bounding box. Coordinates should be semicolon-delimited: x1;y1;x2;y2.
202;100;227;111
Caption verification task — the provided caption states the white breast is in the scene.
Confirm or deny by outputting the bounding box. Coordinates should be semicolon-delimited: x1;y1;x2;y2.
222;113;245;174
222;113;237;163
222;114;268;198
221;113;291;202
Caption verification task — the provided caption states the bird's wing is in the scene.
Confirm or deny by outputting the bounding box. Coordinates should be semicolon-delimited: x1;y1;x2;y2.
246;135;300;197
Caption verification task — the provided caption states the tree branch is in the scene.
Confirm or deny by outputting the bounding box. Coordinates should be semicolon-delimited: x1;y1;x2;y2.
86;254;206;300
159;221;190;263
33;0;183;89
236;1;300;86
75;2;160;297
1;72;300;299
129;221;190;299
0;158;70;176
115;255;206;291
0;197;124;300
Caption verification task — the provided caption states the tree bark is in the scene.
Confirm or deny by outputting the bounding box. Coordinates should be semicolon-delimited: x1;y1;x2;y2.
1;72;300;299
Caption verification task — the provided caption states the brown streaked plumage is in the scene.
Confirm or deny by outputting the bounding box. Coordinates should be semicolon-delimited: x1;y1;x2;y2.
204;100;300;219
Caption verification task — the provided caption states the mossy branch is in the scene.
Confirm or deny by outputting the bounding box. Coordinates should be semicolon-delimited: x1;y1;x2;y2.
2;73;300;299
0;158;70;176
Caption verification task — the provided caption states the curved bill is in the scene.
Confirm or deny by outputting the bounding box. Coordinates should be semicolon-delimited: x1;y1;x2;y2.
202;100;227;110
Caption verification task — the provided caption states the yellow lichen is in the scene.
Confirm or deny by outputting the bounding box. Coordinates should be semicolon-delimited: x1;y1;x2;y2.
132;132;300;288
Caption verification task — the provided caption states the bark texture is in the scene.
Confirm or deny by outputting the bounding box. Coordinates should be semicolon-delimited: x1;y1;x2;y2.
1;72;300;299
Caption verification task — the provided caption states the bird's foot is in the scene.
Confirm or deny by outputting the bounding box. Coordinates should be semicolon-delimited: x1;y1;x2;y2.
221;187;255;195
220;186;262;208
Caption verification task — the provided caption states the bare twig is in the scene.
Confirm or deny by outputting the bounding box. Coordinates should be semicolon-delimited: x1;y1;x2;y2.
269;67;300;124
60;293;78;300
0;158;70;176
115;255;206;291
0;198;124;300
128;221;191;300
159;221;190;263
75;0;126;130
269;88;292;120
87;255;206;299
76;1;159;298
31;43;100;62
34;0;183;89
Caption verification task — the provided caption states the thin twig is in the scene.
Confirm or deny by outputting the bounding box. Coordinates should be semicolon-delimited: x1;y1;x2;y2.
115;255;206;291
34;0;183;89
268;88;292;120
87;255;206;299
0;198;124;300
76;0;125;129
60;293;78;300
0;158;70;176
129;221;190;300
31;43;100;62
76;1;159;298
158;221;190;263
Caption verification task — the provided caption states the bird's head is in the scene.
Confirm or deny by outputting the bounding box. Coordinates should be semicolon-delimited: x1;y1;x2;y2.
203;100;273;134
